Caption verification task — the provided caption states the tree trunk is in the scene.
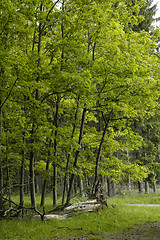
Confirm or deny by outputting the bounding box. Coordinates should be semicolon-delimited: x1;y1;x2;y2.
24;171;29;194
65;108;86;205
128;176;132;191
40;146;51;207
126;150;132;191
52;96;60;207
28;3;43;208
29;153;36;207
62;153;69;204
52;171;57;207
62;97;79;204
29;126;36;207
153;176;157;193
111;180;115;196
93;114;111;194
0;99;3;193
35;174;39;194
74;177;77;194
138;181;143;193
53;164;57;206
144;179;149;194
6;146;11;207
20;134;25;208
107;177;112;197
79;177;85;197
101;176;107;196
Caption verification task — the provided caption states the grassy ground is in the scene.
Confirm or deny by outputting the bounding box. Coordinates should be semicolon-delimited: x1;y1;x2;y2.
0;192;160;239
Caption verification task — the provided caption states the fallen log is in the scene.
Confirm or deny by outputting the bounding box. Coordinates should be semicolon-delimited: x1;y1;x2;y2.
34;213;68;220
33;198;105;220
64;199;103;213
1;196;107;220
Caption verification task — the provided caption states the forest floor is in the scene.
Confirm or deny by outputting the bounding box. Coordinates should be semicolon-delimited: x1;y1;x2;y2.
51;203;160;239
106;221;160;240
53;221;160;239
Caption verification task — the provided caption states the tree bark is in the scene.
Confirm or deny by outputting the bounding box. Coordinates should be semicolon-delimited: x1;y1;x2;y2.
53;164;57;206
40;141;52;207
144;179;149;194
29;126;36;207
0;97;3;193
138;181;143;193
153;175;157;193
128;176;132;191
6;145;12;207
62;97;79;204
92;113;110;194
107;177;112;197
52;95;60;206
79;177;85;197
20;134;25;208
65;108;86;205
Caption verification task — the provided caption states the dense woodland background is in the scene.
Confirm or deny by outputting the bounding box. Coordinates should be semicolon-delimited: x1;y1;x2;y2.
1;0;160;211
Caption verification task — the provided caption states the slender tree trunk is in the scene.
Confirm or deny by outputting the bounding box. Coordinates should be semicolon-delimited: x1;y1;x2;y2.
74;177;77;194
29;3;43;208
29;126;36;207
0;98;3;193
126;150;132;191
35;174;39;193
53;164;57;206
112;181;115;196
6;145;11;207
0;158;3;194
79;177;85;197
138;181;143;193
40;142;51;207
101;176;107;196
92;114;110;194
62;97;79;204
144;179;149;194
52;96;60;206
40;169;48;207
128;177;132;191
62;152;69;204
153;176;157;193
20;134;25;208
107;177;112;197
24;171;29;194
65;108;86;205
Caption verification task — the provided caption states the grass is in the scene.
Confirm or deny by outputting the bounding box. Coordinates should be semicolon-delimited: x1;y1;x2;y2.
1;192;160;239
108;191;160;205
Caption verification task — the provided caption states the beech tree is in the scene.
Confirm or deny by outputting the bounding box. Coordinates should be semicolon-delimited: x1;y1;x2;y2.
0;0;160;208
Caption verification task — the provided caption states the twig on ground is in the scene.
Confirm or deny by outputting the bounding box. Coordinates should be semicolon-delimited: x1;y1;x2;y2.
51;226;72;232
51;226;83;232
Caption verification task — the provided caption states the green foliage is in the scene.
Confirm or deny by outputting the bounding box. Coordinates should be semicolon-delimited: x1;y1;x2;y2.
0;0;160;205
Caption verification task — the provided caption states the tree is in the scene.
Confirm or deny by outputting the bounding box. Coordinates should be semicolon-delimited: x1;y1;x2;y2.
132;0;158;32
0;0;160;209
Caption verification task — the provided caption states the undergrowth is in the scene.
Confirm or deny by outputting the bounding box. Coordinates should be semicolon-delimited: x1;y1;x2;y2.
0;192;160;239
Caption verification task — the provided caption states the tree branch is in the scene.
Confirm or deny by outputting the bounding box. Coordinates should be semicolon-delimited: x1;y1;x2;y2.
0;75;19;110
46;0;61;21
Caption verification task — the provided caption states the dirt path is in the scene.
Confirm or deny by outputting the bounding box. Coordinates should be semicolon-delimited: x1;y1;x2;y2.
107;222;160;240
64;222;160;240
126;204;160;207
